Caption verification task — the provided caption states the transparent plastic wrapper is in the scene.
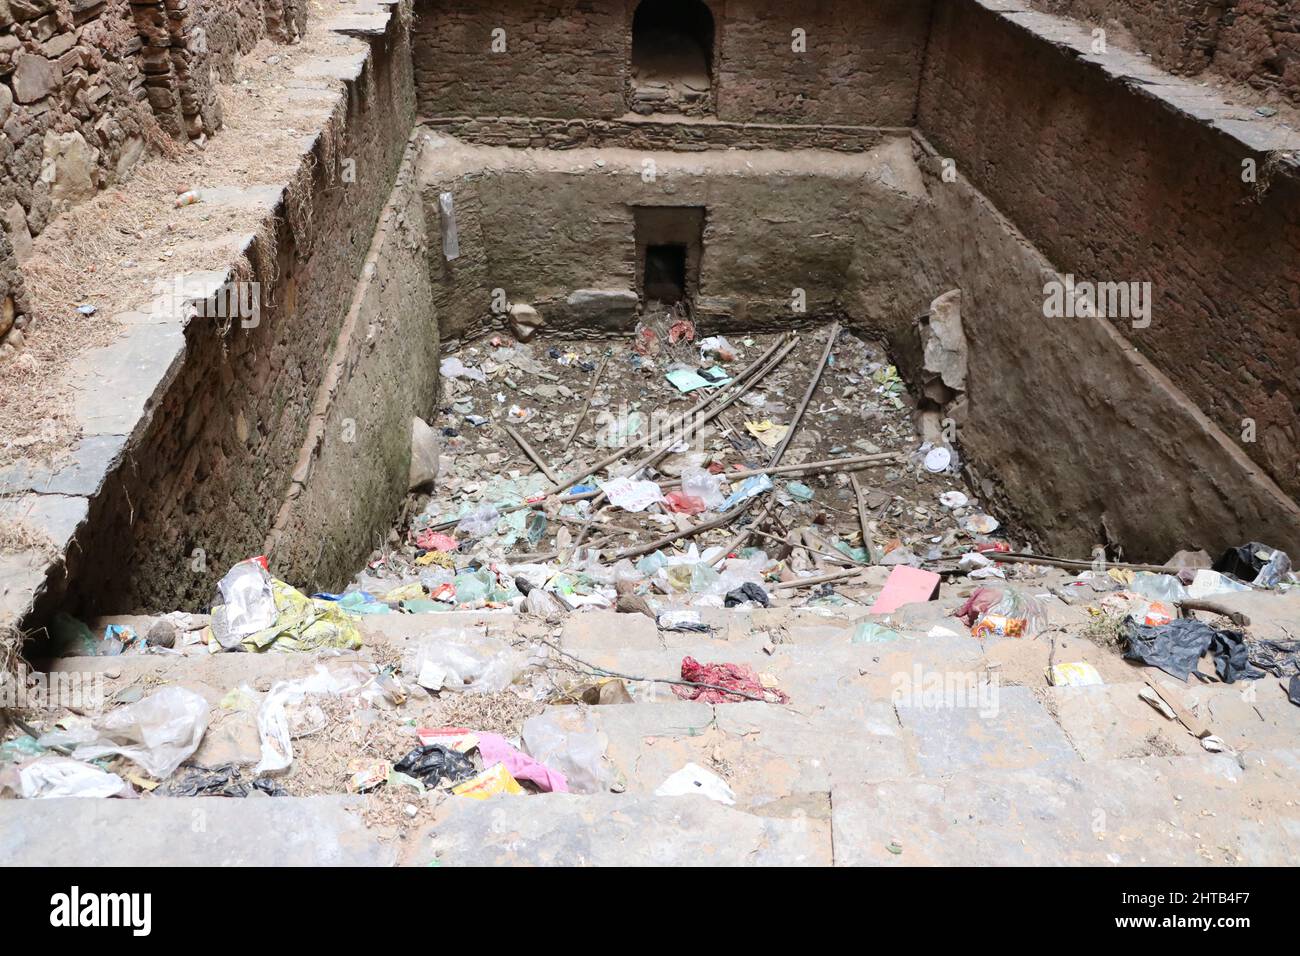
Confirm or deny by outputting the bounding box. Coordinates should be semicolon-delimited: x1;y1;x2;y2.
255;662;372;774
524;588;566;617
44;686;210;779
1130;572;1189;604
456;505;499;538
521;710;611;795
681;467;726;510
439;191;460;260
14;756;131;799
1254;550;1291;588
971;588;1048;640
214;560;276;644
403;633;527;695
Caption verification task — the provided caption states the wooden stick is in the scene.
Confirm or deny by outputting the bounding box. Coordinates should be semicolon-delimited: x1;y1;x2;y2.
560;352;609;454
770;567;868;591
503;422;562;485
713;322;841;564
849;472;883;565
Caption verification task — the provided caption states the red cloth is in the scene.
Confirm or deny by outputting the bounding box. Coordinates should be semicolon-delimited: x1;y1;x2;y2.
673;656;789;704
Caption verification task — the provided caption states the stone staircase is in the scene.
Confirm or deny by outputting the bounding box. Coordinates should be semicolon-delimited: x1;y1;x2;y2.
5;598;1300;866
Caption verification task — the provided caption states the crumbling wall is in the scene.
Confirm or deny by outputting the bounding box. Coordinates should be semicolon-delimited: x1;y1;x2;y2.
412;0;932;126
919;0;1300;506
63;5;418;613
0;1;154;266
0;0;310;357
1029;0;1300;106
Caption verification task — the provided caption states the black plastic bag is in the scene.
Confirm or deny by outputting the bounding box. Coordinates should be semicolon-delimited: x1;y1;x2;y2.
1122;618;1261;684
393;744;476;785
725;582;771;608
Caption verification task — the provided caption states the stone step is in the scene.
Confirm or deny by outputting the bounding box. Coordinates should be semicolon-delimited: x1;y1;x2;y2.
407;791;832;866
0;795;396;866
830;750;1300;866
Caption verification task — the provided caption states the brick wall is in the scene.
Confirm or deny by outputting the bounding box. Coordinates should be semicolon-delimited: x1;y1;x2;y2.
716;0;931;125
413;0;932;126
919;0;1300;502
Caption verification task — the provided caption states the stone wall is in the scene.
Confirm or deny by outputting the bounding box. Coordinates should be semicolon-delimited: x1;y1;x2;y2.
919;0;1300;506
415;132;921;342
0;0;308;356
265;149;440;588
870;137;1300;562
1029;0;1300;106
58;3;419;614
412;0;932;126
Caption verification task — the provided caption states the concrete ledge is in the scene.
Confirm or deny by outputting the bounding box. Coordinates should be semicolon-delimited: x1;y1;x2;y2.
0;795;395;866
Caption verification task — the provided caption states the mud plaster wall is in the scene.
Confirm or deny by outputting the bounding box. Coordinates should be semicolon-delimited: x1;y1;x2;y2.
416;134;921;341
1028;0;1300;106
267;151;440;591
62;14;419;614
919;0;1300;505
411;0;931;126
887;143;1300;561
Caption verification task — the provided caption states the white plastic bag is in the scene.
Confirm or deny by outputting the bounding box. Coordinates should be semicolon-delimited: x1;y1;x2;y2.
655;762;736;805
681;467;726;511
255;662;371;774
18;755;130;799
403;634;524;695
215;560;276;642
62;686;210;779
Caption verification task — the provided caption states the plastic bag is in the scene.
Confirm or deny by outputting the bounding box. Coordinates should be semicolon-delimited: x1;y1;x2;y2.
255;662;372;774
681;467;726;510
521;710;611;795
970;588;1047;639
16;755;131;799
52;686;210;779
215;559;277;641
1130;572;1188;604
456;505;499;537
404;634;525;694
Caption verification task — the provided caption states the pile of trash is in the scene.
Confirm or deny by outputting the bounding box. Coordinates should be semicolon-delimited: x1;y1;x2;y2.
338;317;1015;618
